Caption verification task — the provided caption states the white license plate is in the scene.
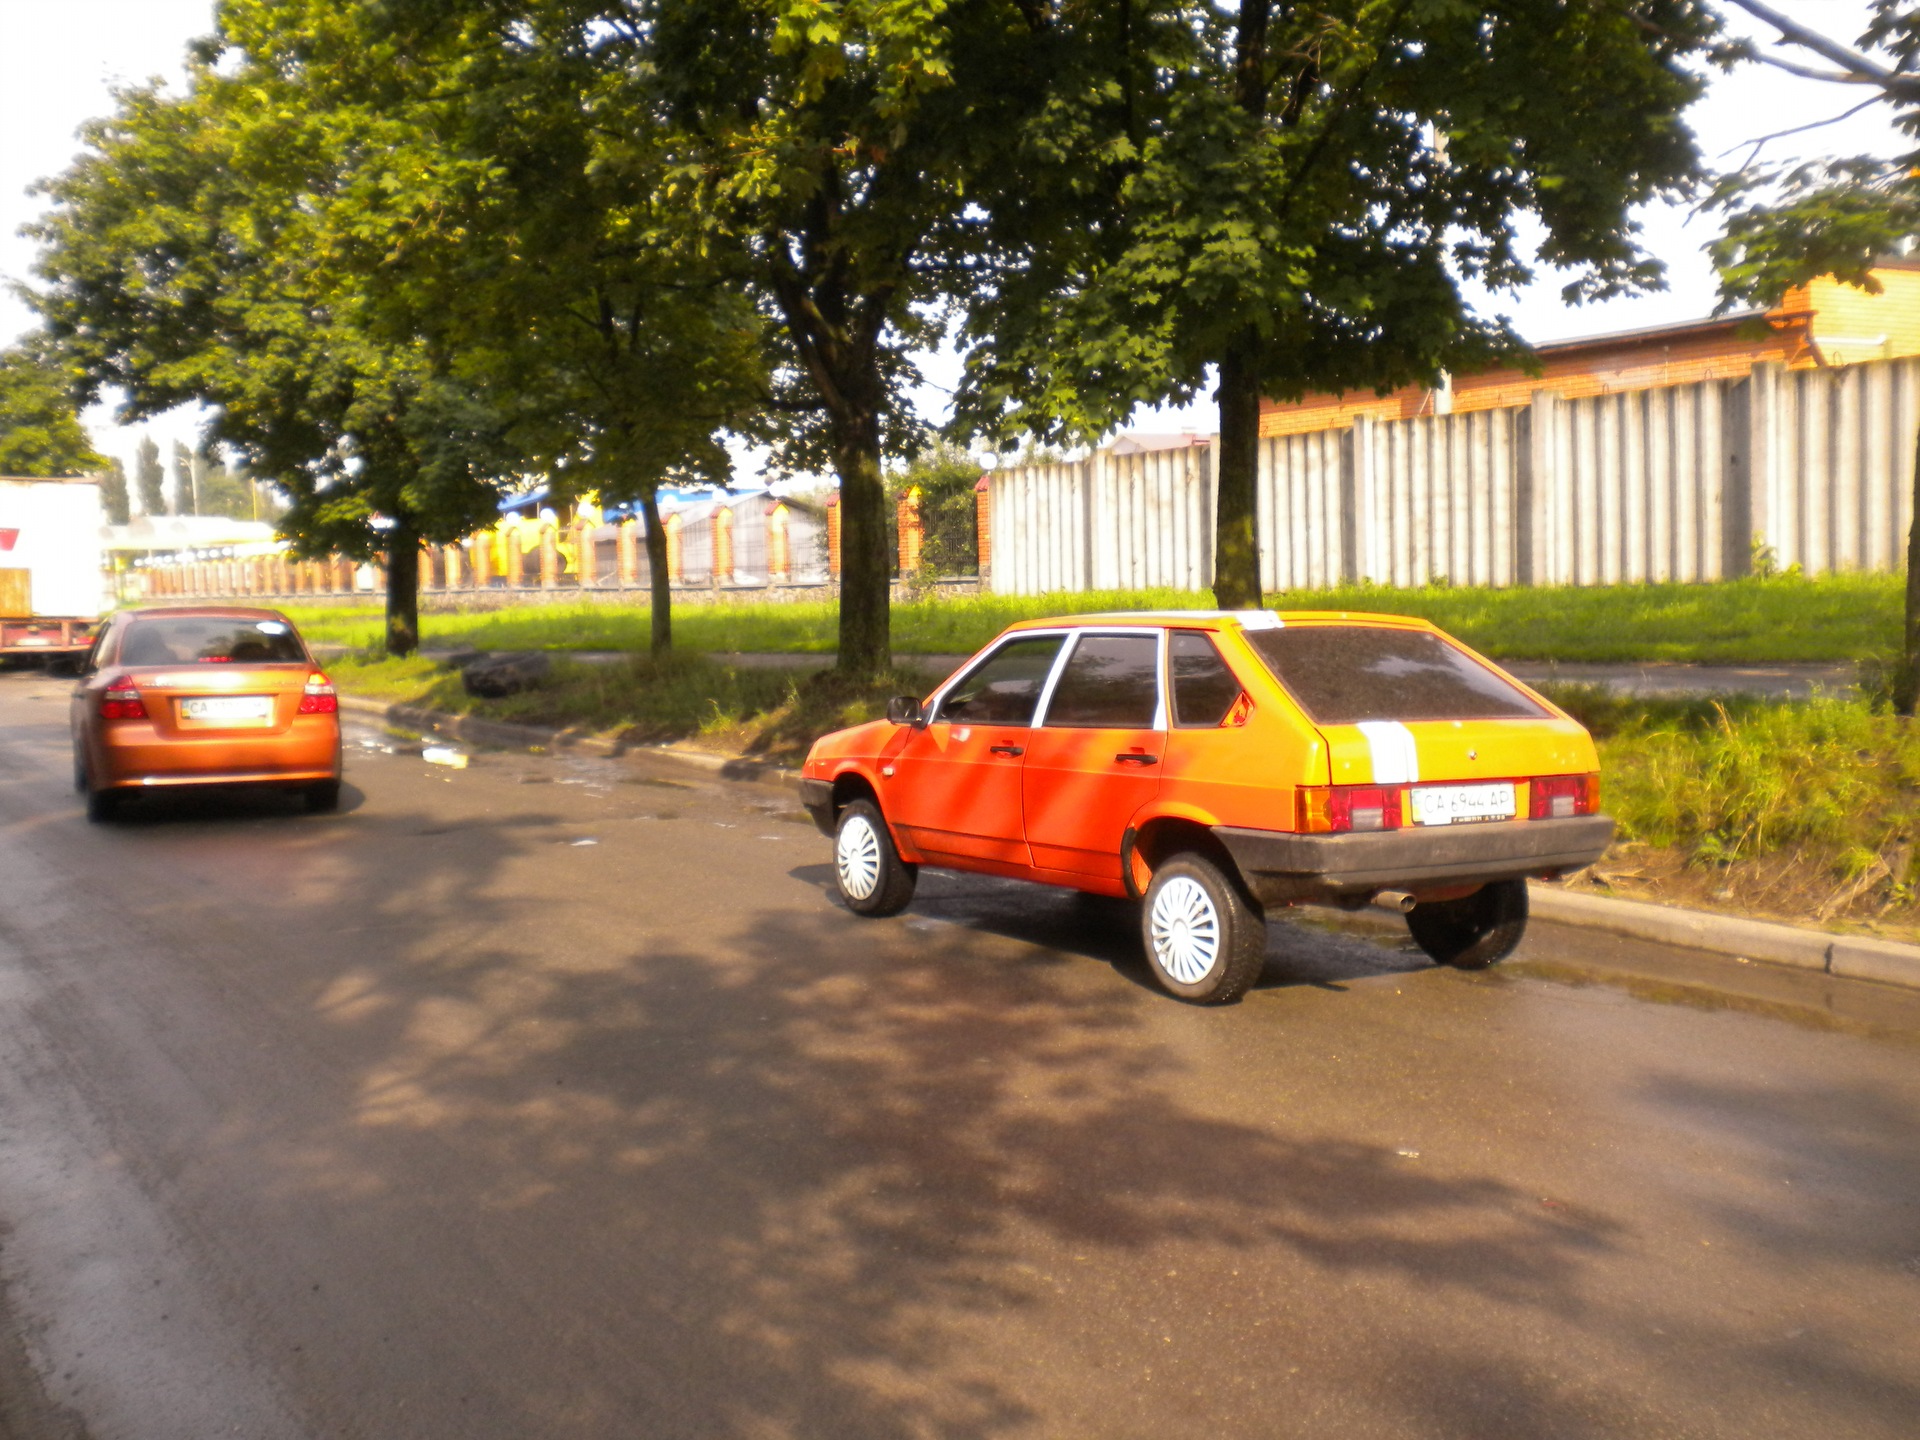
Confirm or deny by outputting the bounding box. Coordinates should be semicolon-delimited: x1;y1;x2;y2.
1409;782;1516;826
180;695;274;722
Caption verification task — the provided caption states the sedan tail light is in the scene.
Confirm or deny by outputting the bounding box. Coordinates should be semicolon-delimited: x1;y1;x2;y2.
1297;784;1403;833
298;672;338;715
99;675;147;721
1530;773;1601;819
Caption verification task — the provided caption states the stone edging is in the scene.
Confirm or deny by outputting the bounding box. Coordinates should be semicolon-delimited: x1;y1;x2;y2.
339;693;1920;995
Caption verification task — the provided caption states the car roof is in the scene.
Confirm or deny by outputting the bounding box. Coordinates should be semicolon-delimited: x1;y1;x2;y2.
1000;609;1435;634
118;606;296;623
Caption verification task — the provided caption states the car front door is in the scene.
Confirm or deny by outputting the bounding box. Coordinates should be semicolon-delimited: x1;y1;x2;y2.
1020;630;1166;880
884;633;1065;866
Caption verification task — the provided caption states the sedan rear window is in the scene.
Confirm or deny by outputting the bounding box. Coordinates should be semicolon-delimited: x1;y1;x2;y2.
118;617;307;667
1245;626;1546;724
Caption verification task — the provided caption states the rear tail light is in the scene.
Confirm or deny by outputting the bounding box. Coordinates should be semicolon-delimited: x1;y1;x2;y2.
1530;773;1600;819
1296;785;1403;833
298;672;338;715
99;675;147;721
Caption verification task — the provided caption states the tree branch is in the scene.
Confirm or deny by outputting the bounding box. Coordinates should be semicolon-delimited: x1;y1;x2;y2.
1723;0;1920;100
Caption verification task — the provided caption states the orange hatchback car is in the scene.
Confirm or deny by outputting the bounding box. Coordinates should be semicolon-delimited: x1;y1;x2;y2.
802;611;1613;1004
70;606;343;821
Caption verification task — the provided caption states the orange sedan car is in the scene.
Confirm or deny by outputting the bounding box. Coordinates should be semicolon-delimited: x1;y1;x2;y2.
802;611;1613;1004
70;606;342;821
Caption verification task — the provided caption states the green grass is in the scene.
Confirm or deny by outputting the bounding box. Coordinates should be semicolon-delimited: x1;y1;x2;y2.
287;571;1902;664
1537;683;1920;929
328;650;937;764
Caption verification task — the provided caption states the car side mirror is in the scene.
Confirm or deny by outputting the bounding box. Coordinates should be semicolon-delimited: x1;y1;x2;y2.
886;695;928;729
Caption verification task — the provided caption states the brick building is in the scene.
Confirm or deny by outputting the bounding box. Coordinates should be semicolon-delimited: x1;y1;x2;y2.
1258;262;1920;438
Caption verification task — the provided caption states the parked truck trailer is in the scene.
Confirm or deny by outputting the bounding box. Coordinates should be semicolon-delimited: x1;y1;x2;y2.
0;476;105;660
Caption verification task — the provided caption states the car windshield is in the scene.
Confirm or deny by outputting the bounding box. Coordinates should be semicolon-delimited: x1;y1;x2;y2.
118;617;307;667
1244;626;1547;724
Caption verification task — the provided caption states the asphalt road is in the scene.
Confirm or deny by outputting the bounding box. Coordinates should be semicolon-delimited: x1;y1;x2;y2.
1;667;1917;1440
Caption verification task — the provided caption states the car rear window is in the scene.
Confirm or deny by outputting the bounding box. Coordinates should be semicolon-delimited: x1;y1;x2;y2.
1244;626;1546;724
118;617;307;666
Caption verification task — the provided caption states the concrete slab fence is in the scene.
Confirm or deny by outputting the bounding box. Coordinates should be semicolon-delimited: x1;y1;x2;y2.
987;357;1920;595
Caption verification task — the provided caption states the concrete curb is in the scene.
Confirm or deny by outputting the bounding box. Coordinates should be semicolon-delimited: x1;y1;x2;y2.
339;691;1920;996
1527;885;1920;992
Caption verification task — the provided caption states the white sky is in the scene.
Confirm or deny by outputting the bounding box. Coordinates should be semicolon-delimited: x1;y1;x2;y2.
1;0;1909;475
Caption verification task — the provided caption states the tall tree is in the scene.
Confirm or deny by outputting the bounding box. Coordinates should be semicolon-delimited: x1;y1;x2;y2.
326;5;770;655
956;1;1718;608
170;439;193;516
133;434;165;518
30;37;512;656
553;0;1128;676
99;457;131;525
1706;0;1920;710
0;332;105;476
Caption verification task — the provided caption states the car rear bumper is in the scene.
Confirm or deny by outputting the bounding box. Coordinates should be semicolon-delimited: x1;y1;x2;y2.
1215;815;1615;905
95;721;341;788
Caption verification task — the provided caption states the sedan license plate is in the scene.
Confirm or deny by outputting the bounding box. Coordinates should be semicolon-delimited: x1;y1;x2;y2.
1409;782;1516;826
179;695;274;725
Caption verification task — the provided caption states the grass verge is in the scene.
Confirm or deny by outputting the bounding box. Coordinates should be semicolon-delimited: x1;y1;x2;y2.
1539;683;1920;940
328;650;937;766
287;570;1901;665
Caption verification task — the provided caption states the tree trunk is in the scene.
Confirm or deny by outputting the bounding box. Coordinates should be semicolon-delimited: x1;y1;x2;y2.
1898;425;1920;716
1212;327;1263;609
832;403;891;678
639;488;672;657
384;524;420;658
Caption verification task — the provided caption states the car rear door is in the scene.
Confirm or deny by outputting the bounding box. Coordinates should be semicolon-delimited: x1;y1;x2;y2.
884;633;1065;865
1020;630;1165;880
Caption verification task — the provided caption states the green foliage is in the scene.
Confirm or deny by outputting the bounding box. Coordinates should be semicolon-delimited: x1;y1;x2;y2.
1708;1;1920;311
283;571;1902;664
0;332;104;476
891;443;982;582
1544;685;1920;871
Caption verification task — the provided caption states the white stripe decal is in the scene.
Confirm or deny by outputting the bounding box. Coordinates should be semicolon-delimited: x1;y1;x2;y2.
1356;721;1420;785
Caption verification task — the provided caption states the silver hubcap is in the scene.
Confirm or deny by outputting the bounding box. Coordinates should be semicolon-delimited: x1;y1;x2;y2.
1150;876;1221;984
836;814;883;901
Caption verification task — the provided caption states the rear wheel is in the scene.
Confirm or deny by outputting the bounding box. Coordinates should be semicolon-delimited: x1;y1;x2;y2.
305;779;341;813
1141;853;1268;1004
834;798;917;917
1407;879;1529;969
85;784;120;824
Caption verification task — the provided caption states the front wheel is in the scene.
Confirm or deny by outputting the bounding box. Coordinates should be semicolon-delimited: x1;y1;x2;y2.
1407;879;1529;969
1141;853;1268;1004
834;798;917;917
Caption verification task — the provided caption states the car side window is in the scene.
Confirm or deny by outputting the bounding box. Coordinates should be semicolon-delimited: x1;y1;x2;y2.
1170;631;1242;727
1044;633;1160;728
937;636;1064;726
77;622;112;676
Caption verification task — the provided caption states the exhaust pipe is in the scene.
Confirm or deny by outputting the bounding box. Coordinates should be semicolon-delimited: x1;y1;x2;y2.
1372;889;1416;915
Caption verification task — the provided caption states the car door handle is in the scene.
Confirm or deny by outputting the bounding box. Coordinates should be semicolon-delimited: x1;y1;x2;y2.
990;744;1024;757
1115;753;1158;766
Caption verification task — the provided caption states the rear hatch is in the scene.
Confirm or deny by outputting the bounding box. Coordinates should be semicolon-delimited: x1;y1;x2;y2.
114;615;315;738
1242;621;1594;825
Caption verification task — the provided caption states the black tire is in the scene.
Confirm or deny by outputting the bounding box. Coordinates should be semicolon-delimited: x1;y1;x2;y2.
833;798;917;917
1407;879;1529;969
1140;852;1268;1004
305;779;342;813
73;748;86;794
85;784;121;824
